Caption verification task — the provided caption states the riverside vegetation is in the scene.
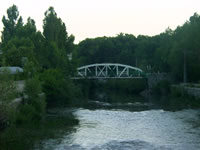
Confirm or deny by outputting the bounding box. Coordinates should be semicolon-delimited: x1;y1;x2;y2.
1;4;200;150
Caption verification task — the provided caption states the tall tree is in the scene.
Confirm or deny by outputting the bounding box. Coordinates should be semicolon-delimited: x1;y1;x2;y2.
43;7;72;51
1;5;39;69
42;7;75;72
1;5;23;44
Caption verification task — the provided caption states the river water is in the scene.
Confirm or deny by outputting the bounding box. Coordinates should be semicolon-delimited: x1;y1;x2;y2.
40;101;200;150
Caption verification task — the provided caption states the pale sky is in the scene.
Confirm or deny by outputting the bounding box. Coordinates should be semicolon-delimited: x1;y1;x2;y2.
0;0;200;43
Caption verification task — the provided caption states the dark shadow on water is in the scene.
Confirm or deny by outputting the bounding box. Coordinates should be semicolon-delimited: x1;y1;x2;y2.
81;91;159;112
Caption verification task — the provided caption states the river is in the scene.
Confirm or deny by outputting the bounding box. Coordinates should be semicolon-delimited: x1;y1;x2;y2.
39;101;200;150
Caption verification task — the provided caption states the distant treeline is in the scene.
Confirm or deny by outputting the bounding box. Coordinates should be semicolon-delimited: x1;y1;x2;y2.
76;13;200;83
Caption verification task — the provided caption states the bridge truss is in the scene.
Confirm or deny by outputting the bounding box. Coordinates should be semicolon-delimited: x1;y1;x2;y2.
74;63;145;79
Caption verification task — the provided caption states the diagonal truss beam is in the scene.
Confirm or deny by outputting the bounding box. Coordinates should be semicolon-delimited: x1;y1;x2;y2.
76;63;144;79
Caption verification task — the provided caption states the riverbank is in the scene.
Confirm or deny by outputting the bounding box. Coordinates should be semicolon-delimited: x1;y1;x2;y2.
150;80;200;111
0;109;79;150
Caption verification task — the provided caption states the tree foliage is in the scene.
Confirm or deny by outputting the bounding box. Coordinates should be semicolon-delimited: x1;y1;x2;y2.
0;69;17;103
42;7;75;73
16;77;46;124
1;5;22;43
40;69;77;107
0;5;77;111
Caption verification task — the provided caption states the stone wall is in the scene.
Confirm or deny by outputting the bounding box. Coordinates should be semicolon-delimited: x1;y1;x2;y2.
179;83;200;98
184;87;200;98
172;83;200;98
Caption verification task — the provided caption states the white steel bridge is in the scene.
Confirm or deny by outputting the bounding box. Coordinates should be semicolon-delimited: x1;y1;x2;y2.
73;63;145;79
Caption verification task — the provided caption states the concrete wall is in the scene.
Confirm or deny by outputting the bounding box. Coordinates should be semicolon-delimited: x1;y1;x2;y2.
179;83;200;98
184;87;200;98
172;83;200;98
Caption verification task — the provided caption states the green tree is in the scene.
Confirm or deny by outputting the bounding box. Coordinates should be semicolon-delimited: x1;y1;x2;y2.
16;77;46;124
77;34;137;66
2;37;36;67
42;7;75;73
168;13;200;82
1;5;22;44
40;69;76;107
153;29;173;72
43;7;68;50
1;5;40;69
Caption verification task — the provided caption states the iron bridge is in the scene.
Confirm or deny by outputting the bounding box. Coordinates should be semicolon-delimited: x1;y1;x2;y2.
73;63;145;79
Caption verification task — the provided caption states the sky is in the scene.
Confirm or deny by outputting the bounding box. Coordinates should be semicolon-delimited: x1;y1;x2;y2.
0;0;200;43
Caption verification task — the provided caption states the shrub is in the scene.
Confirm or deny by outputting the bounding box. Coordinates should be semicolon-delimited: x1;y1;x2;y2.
40;69;79;107
16;77;46;125
0;69;18;129
0;69;17;103
152;80;171;96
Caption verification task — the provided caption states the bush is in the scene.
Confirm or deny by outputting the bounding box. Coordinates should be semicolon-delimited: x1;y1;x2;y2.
40;69;80;107
0;69;18;130
168;86;200;110
152;80;171;96
16;77;46;125
0;69;17;103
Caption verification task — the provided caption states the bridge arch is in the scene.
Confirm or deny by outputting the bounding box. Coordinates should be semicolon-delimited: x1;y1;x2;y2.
74;63;145;79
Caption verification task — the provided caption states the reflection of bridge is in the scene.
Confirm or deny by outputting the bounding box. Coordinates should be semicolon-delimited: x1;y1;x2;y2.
73;63;146;79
